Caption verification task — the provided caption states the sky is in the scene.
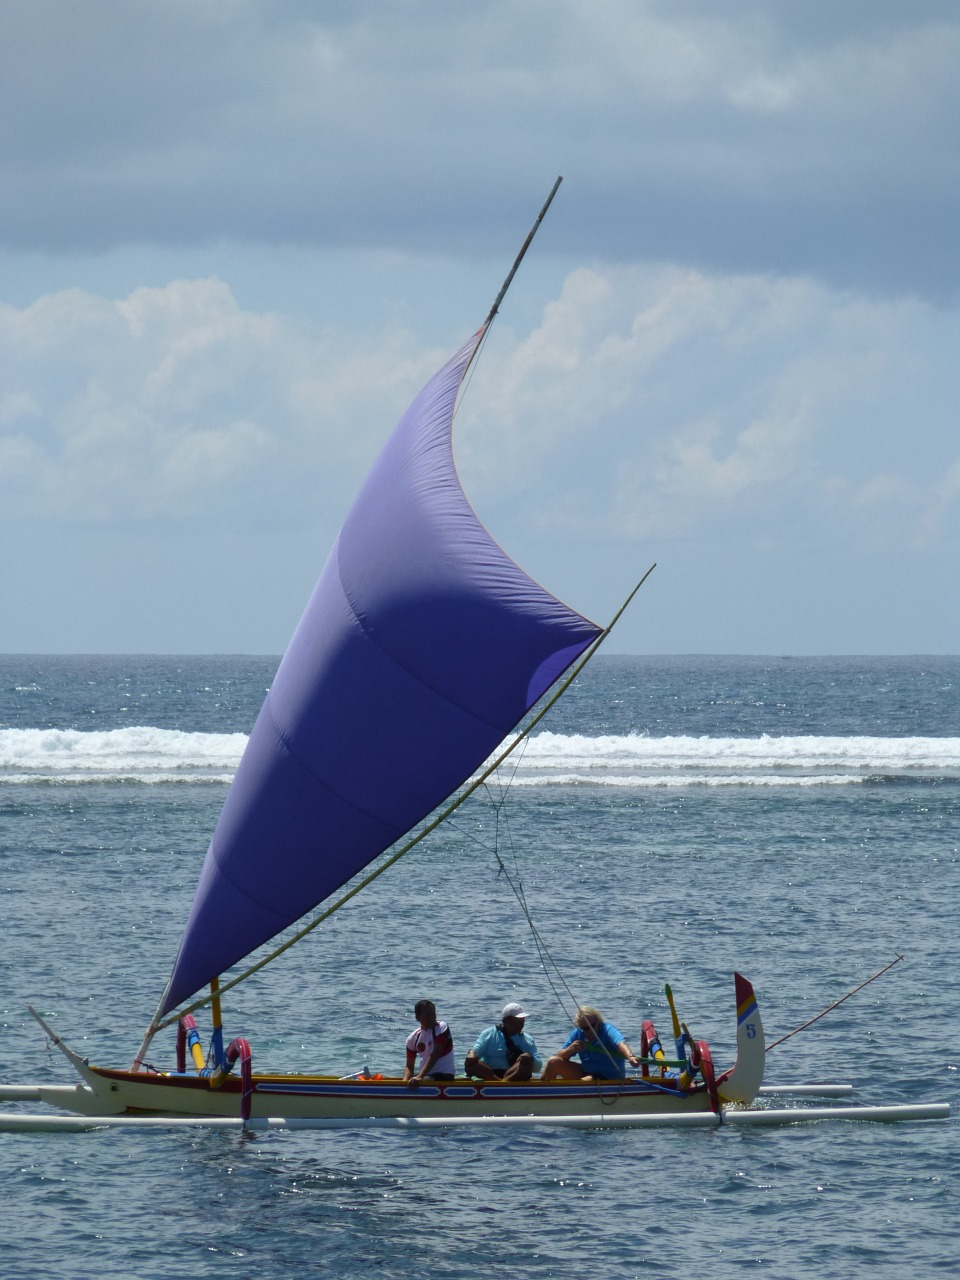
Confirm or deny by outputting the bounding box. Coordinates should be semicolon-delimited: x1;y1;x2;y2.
1;0;958;655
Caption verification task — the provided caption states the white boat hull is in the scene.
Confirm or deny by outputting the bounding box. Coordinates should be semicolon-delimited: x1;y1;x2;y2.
57;1068;727;1121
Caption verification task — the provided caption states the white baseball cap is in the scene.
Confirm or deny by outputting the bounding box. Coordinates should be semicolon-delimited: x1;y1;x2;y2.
502;1002;528;1020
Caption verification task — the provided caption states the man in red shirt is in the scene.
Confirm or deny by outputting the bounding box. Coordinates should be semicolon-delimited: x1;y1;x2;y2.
404;999;456;1087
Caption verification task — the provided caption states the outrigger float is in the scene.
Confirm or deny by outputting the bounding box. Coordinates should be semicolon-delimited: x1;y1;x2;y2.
1;181;949;1136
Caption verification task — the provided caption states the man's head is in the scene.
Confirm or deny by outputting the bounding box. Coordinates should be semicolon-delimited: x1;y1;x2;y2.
501;1001;528;1033
414;999;436;1026
574;1005;603;1037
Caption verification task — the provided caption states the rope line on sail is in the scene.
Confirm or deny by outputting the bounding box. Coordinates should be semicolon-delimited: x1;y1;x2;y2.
151;566;656;1034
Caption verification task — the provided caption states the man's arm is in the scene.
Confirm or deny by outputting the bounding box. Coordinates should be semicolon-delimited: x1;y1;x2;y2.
615;1038;639;1068
554;1038;583;1064
465;1046;500;1081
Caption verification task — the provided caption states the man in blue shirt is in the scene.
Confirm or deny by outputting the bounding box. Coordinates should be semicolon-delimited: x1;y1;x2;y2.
540;1005;639;1082
465;1002;541;1081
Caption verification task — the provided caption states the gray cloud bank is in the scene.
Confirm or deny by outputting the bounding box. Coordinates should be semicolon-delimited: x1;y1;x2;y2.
2;0;958;298
2;1;958;653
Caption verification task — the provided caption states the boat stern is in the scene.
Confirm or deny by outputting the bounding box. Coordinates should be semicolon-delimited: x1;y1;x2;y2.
716;972;765;1105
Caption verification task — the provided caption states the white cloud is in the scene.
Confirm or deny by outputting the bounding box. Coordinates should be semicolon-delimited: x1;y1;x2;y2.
0;1;956;652
0;389;40;425
456;265;957;554
1;257;957;652
0;278;441;525
3;266;953;563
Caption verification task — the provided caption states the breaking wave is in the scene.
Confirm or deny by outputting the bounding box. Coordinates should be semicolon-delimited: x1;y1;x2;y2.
499;731;960;786
0;727;246;784
2;726;959;787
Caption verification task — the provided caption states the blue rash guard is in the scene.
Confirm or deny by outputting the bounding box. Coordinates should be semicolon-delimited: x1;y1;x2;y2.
562;1020;627;1078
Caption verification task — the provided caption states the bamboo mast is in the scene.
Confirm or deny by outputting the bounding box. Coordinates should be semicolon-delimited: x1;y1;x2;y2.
484;175;562;329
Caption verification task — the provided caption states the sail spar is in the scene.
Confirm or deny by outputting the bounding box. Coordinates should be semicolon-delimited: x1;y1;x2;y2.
159;327;601;1016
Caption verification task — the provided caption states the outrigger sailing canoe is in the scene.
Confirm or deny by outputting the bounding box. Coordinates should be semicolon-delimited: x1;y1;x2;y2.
15;974;763;1124
1;182;950;1133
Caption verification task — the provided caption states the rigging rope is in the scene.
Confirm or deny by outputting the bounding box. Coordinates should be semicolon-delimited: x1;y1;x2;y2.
471;760;627;1079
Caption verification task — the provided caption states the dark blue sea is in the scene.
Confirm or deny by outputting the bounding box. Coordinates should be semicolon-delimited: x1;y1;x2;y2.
1;654;957;1279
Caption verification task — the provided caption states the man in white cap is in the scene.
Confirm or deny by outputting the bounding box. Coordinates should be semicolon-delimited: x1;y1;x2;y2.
465;1002;541;1080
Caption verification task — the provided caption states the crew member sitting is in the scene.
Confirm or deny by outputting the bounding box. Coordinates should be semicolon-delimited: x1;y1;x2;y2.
403;999;456;1088
540;1005;639;1082
465;1002;541;1081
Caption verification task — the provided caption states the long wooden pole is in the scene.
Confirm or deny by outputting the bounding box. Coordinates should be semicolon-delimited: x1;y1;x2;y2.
483;176;562;329
460;176;564;393
765;954;906;1052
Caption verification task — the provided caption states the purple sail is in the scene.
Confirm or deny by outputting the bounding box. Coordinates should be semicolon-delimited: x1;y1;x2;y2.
160;331;601;1014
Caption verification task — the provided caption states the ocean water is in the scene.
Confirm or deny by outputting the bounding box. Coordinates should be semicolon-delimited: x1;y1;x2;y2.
0;653;957;1279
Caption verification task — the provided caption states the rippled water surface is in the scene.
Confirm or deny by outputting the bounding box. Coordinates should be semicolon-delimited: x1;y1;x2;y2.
1;656;957;1278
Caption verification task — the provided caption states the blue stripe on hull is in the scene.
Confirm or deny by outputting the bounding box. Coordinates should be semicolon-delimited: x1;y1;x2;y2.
253;1080;684;1102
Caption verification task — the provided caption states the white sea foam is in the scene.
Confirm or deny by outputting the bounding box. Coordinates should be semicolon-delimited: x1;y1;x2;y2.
498;731;960;787
2;726;958;786
0;727;247;784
